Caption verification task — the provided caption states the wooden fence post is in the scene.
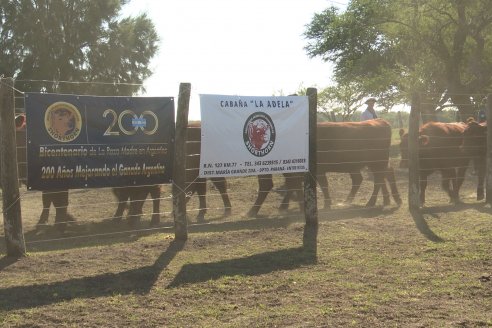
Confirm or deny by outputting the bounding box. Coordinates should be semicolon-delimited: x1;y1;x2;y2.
0;77;26;257
486;94;492;204
173;83;191;241
303;88;318;251
408;93;421;211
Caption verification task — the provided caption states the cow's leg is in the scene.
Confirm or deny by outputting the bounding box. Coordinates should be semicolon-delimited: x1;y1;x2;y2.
127;188;147;225
386;167;402;206
366;169;384;207
194;178;207;222
380;171;391;206
441;168;458;203
279;173;303;212
211;177;232;217
279;180;293;212
127;201;144;225
476;161;486;201
112;188;128;222
346;171;363;204
317;173;331;209
454;164;468;203
37;191;52;225
149;185;161;226
247;174;273;217
52;189;70;232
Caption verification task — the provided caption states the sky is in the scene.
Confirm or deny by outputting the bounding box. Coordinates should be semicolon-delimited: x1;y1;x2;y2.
122;0;348;120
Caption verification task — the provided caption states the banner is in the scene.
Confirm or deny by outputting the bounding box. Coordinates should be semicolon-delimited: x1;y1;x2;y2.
25;93;175;190
199;94;308;178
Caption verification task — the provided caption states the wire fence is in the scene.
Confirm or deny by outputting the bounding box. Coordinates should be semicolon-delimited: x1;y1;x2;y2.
0;84;488;252
0;142;483;251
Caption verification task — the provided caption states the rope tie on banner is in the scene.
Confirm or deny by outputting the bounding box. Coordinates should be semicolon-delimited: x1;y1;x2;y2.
169;175;201;199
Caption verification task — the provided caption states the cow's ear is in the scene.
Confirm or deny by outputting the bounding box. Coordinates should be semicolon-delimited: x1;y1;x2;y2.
419;135;430;146
399;129;405;138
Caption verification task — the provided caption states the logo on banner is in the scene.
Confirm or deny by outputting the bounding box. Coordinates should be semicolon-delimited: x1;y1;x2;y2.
243;112;276;157
44;101;82;142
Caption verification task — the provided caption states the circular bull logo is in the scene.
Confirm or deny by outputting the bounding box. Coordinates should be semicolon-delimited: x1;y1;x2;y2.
243;112;276;157
45;102;82;142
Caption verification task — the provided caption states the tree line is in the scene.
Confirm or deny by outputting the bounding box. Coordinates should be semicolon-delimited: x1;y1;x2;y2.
304;0;492;122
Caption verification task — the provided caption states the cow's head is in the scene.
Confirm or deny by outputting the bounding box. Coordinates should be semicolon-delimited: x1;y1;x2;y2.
248;121;269;151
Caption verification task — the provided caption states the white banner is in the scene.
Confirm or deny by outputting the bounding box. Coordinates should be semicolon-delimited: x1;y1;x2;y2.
199;94;309;178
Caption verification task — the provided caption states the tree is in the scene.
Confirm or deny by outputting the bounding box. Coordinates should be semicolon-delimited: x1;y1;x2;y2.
318;82;364;121
0;0;158;96
304;0;492;121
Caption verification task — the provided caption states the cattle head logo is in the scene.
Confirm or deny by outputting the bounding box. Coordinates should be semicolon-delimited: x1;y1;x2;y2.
243;112;276;157
44;101;82;142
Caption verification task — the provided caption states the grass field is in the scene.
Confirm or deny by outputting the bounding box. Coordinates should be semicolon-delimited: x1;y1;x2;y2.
0;135;491;327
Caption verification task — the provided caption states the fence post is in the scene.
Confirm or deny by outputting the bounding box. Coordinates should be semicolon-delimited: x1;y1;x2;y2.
303;88;318;251
486;94;492;204
0;77;26;257
173;83;191;241
408;93;421;211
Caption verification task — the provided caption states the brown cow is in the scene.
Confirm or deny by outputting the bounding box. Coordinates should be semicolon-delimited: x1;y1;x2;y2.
461;119;486;200
399;121;468;205
248;119;401;216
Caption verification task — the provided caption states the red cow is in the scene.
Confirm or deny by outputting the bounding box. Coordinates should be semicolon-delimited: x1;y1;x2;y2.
248;119;401;216
399;121;468;205
461;119;486;200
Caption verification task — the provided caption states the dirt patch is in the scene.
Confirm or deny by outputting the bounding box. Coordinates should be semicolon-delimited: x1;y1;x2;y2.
0;162;491;326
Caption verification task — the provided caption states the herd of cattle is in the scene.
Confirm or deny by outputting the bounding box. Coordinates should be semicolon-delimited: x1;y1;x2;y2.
5;115;488;231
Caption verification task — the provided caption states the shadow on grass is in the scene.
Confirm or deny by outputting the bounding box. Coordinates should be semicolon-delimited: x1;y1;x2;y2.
412;201;492;242
0;224;318;310
9;202;400;254
410;208;443;242
16;214;301;254
167;244;317;288
19;218;172;253
421;201;492;215
0;256;20;270
18;207;315;253
318;204;400;221
0;240;184;311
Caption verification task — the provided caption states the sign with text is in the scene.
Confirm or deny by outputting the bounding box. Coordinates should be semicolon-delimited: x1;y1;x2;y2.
199;94;308;178
25;93;175;190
